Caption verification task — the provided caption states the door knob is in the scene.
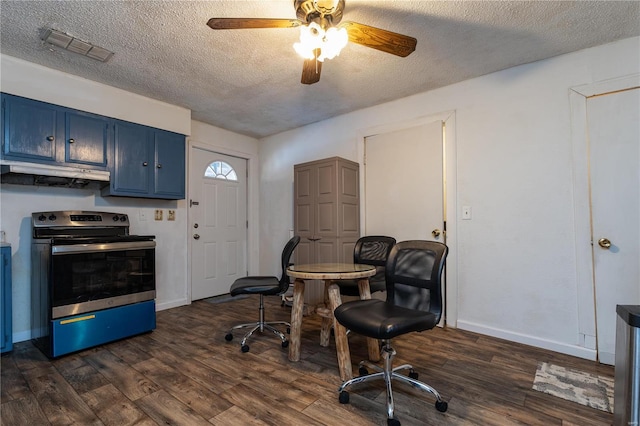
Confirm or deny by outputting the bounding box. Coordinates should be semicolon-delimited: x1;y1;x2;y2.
193;234;200;240
598;238;612;249
193;223;199;229
432;229;442;238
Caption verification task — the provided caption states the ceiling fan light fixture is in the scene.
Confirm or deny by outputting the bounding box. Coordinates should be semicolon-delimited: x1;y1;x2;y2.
293;23;347;62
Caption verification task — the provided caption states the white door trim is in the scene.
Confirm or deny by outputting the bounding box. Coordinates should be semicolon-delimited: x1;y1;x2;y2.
357;110;458;327
186;138;259;303
569;73;640;357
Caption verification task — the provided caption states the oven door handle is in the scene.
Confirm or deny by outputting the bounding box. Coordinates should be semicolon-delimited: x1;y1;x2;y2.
52;240;156;255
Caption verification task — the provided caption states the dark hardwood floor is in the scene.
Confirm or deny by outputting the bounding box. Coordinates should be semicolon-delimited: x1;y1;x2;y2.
1;296;614;425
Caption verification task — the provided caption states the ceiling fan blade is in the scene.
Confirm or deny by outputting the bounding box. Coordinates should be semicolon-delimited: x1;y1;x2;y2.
207;18;301;30
341;21;417;57
301;49;322;85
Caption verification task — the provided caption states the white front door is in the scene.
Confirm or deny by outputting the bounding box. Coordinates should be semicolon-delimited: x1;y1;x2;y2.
189;148;248;300
588;88;640;365
364;120;444;242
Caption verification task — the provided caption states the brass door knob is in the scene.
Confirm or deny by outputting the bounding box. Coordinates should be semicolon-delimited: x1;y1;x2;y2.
598;238;612;249
432;229;442;238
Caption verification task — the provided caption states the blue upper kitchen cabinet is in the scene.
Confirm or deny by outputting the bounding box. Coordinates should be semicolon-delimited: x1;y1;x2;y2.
153;130;185;199
109;120;151;195
65;110;110;168
103;119;185;199
1;94;58;163
1;93;110;169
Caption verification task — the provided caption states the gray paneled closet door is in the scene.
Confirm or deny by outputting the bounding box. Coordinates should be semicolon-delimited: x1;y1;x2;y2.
294;157;360;304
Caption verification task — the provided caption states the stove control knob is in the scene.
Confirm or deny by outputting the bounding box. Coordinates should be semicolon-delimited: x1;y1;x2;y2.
38;214;46;221
120;215;127;222
48;214;57;221
112;216;120;221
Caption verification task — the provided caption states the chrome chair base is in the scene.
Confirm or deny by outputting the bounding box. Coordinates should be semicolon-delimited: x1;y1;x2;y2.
338;341;447;425
224;294;290;352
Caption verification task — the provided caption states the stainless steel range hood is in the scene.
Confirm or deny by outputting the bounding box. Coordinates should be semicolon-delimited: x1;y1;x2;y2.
1;160;110;189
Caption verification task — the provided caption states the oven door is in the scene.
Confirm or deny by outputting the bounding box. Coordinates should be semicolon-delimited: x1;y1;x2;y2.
50;240;156;318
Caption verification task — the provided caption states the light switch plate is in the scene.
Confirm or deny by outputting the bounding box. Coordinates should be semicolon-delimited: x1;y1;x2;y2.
168;210;175;221
462;206;472;220
154;209;163;221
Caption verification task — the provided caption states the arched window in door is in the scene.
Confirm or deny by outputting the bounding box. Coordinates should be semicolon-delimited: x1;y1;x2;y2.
204;160;238;181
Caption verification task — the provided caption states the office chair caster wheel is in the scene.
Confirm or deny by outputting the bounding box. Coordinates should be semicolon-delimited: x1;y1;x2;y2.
241;344;250;353
435;400;448;412
358;366;369;376
338;391;350;404
282;340;289;348
387;418;401;426
408;370;418;379
224;333;233;341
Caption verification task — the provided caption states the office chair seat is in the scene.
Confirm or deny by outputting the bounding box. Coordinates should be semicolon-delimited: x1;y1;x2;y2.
230;276;283;296
333;299;438;339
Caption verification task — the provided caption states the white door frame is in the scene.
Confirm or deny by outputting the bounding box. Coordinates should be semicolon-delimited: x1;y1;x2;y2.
186;139;259;303
357;110;458;326
570;73;640;359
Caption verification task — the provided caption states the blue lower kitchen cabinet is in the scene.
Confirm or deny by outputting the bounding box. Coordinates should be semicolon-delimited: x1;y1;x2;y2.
1;244;12;354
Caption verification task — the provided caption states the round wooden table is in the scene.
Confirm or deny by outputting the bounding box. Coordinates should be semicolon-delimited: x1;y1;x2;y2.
286;263;378;381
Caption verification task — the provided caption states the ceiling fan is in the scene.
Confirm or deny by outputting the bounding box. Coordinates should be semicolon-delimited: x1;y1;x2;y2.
206;0;417;85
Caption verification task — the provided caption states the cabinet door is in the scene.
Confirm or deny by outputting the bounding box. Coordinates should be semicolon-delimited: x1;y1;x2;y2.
2;94;57;162
153;130;185;198
0;246;12;354
315;161;339;238
294;164;315;240
65;111;110;167
111;121;151;195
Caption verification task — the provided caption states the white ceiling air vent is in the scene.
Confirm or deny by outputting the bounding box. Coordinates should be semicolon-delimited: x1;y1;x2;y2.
43;28;114;62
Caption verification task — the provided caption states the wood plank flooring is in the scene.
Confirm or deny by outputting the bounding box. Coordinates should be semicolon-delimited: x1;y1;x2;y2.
1;296;614;425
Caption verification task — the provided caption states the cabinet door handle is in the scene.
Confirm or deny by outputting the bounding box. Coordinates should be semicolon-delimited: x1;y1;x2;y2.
68;138;75;144
46;136;54;141
142;162;148;167
157;164;162;169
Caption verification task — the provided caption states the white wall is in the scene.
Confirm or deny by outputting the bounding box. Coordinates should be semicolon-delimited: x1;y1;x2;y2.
0;55;190;135
258;36;640;359
0;55;258;343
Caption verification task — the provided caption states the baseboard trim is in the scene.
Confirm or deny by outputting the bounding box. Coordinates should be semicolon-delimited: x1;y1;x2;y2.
156;298;189;311
457;320;597;361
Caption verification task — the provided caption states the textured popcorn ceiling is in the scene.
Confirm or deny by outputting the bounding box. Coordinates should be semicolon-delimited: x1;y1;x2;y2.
1;1;638;138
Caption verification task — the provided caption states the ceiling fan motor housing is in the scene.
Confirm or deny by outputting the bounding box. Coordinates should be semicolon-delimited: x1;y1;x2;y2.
295;0;345;26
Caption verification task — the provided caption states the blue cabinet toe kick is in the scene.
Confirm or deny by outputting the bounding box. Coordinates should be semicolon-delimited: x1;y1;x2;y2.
50;300;156;358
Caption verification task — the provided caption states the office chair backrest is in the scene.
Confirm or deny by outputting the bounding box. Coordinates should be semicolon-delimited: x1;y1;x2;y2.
385;240;448;321
354;235;396;285
354;236;396;265
279;236;301;290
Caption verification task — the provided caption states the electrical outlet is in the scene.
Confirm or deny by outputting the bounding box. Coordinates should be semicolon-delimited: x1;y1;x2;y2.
154;209;163;221
168;210;175;221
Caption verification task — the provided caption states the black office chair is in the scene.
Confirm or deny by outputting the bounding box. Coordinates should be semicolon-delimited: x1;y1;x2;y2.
334;240;449;426
337;235;396;297
224;236;300;353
